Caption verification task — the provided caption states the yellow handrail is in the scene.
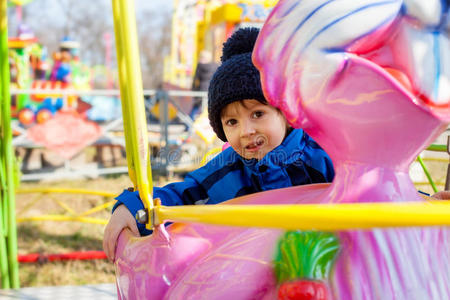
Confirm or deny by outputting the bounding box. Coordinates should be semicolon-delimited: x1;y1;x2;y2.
111;0;154;230
154;200;450;231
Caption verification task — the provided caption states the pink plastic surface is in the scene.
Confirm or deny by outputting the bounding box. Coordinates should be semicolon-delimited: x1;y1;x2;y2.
115;1;450;299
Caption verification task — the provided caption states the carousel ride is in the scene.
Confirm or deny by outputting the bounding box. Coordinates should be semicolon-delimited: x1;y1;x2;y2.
112;0;450;299
0;0;448;296
0;0;448;295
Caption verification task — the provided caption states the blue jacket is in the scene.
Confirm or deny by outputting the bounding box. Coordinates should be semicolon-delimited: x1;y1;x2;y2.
114;129;334;235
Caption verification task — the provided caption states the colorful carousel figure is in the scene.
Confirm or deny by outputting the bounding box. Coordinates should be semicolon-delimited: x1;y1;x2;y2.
111;0;450;299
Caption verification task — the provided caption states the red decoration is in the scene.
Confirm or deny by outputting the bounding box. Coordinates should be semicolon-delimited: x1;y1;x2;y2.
27;110;102;159
278;280;328;300
18;250;107;263
18;108;34;125
36;108;52;124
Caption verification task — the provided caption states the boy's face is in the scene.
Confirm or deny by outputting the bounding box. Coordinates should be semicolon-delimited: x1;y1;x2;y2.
221;99;289;160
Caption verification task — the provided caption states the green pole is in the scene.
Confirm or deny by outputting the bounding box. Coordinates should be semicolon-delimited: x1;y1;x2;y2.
416;156;438;193
1;0;20;288
0;155;10;289
0;0;11;289
426;144;447;152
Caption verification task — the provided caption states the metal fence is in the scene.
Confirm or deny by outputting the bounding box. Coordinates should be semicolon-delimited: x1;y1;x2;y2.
10;89;208;181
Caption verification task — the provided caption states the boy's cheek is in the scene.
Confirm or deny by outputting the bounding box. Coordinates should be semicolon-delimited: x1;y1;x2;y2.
230;143;242;155
232;144;246;157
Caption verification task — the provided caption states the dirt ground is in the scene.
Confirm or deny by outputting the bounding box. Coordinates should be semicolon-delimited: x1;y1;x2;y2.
14;174;179;287
15;176;123;287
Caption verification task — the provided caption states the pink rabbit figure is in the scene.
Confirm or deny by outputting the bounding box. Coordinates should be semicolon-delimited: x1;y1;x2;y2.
253;0;450;298
114;1;450;299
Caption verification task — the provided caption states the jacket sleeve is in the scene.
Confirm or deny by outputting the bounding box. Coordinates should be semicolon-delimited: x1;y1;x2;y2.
302;134;335;183
324;156;335;182
112;175;206;236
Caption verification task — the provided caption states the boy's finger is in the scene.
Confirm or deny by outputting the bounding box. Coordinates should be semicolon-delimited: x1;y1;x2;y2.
127;220;140;237
102;229;111;260
103;235;113;262
103;226;118;262
104;240;113;262
109;230;120;262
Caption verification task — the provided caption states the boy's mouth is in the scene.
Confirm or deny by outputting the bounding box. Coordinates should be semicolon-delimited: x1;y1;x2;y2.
245;138;265;152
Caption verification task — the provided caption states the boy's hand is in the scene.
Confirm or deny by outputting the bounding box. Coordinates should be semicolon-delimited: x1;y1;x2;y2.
103;204;140;262
431;191;450;200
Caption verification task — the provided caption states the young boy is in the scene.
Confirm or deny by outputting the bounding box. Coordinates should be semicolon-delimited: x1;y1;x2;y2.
103;27;335;261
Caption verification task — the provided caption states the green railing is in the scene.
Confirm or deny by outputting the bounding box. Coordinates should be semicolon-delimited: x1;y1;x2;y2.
418;143;449;193
0;0;20;289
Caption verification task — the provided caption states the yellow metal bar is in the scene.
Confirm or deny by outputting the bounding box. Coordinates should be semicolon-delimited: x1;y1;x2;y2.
111;0;154;229
17;215;108;225
79;200;116;217
154;201;450;231
53;198;76;216
111;0;136;187
17;193;45;216
415;182;445;186
421;157;448;162
16;187;117;197
200;147;222;166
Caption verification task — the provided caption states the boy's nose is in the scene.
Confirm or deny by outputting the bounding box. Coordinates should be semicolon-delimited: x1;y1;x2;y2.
240;120;256;137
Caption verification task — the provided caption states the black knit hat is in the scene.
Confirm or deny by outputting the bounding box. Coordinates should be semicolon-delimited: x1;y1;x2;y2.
208;27;266;142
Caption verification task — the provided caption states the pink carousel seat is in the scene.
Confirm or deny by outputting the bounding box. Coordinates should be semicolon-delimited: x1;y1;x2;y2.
115;0;450;299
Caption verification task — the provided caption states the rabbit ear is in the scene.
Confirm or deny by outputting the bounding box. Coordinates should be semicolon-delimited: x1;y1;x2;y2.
254;0;402;64
403;0;444;27
253;0;402;126
297;54;449;164
255;0;450;120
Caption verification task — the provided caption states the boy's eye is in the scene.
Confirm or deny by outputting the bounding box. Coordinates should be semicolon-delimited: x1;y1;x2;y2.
225;119;237;126
252;111;264;118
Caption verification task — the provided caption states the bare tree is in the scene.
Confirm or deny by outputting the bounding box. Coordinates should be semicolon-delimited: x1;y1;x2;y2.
7;0;171;89
138;10;172;88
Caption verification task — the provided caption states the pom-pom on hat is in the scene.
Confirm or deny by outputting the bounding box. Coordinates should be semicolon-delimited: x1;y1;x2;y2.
208;27;266;142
